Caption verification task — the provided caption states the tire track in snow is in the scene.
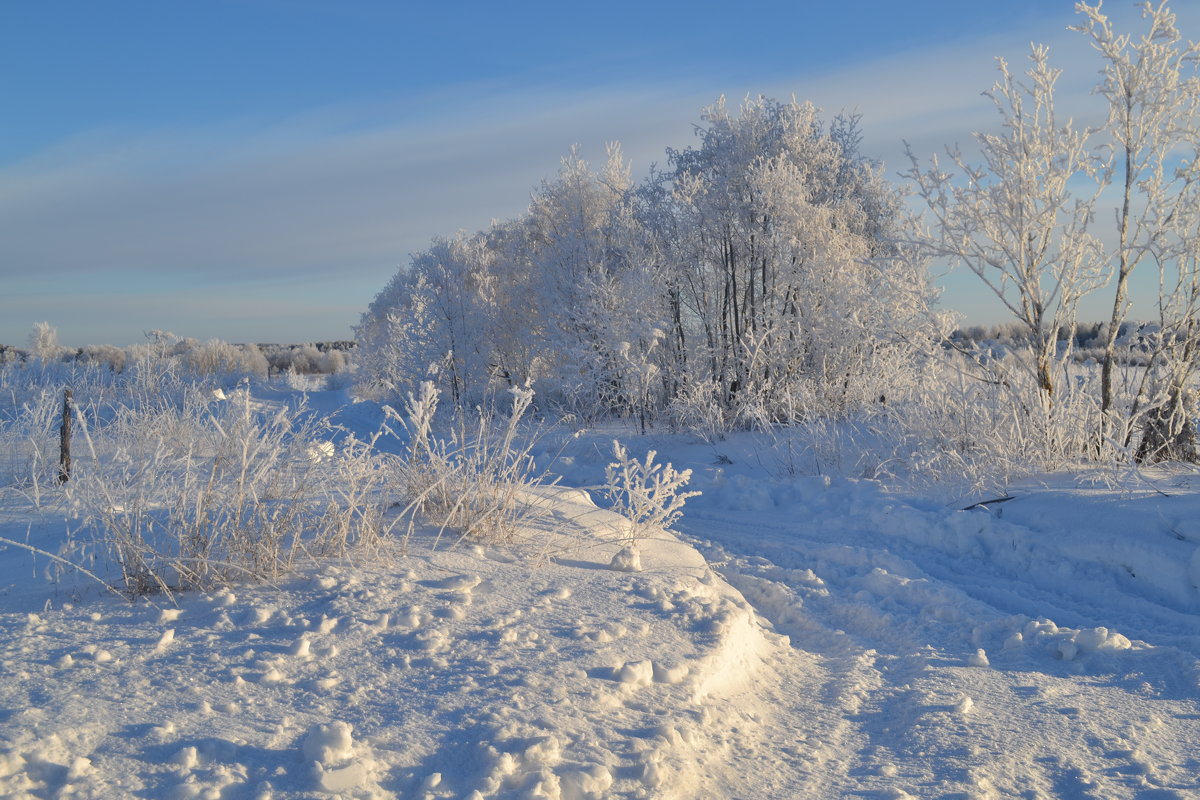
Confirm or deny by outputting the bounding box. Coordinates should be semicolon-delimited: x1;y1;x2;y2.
679;500;1200;799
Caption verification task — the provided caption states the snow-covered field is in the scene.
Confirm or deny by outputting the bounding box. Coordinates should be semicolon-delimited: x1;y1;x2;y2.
2;385;1199;799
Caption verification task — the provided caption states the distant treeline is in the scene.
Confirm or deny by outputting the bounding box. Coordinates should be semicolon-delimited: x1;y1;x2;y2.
949;322;1161;365
1;330;355;377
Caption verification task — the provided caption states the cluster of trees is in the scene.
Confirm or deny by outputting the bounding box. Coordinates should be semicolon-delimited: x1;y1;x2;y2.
907;0;1200;463
8;324;353;379
359;1;1200;469
357;97;940;431
951;320;1160;365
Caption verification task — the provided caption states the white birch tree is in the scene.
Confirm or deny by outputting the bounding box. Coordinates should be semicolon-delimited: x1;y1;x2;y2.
905;46;1106;412
1075;0;1200;461
524;144;670;425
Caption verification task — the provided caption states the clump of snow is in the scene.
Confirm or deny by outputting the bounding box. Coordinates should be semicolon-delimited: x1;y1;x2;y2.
561;763;613;797
967;649;990;667
315;759;370;793
616;659;654;687
994;617;1137;663
609;544;642;572
438;573;481;591
653;661;689;684
154;629;175;652
303;721;373;793
172;746;199;769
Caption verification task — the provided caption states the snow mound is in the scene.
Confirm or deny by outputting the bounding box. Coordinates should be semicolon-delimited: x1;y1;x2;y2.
302;721;354;765
0;485;782;798
608;545;641;572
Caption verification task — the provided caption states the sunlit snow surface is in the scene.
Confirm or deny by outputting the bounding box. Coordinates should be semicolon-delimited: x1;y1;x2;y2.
2;387;1199;798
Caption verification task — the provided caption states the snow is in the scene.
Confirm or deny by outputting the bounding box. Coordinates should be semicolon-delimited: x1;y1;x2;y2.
1;386;1199;798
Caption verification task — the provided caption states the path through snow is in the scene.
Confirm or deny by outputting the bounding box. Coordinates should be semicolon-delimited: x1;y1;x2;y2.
676;468;1200;798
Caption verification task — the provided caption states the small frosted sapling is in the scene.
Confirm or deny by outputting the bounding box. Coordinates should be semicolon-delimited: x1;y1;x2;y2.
603;441;700;543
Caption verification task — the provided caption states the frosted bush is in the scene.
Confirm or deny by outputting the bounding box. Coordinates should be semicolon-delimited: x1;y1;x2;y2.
393;382;548;545
72;389;391;595
181;339;269;381
0;387;65;502
78;344;127;373
667;379;729;441
260;343;353;381
603;441;700;541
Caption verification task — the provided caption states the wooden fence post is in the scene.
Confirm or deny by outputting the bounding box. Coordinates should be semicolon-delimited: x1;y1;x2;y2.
58;388;72;484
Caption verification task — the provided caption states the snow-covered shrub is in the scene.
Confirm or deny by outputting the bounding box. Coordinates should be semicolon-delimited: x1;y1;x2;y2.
72;389;390;595
0;386;65;504
0;356;148;505
266;343;352;377
78;344;127;373
844;347;1111;492
0;344;22;365
310;428;392;559
603;441;699;541
323;365;356;391
284;368;325;392
181;339;269;381
666;379;729;441
286;345;321;375
393;382;547;544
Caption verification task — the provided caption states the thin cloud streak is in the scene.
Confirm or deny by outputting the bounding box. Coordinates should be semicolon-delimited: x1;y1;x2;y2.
4;1;1195;345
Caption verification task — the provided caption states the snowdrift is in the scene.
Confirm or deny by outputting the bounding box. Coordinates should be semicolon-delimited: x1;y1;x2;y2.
0;487;782;799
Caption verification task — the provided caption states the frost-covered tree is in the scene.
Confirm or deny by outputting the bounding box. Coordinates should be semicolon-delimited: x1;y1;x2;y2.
357;147;671;419
1131;140;1200;462
665;97;935;423
906;46;1106;412
525;144;671;425
1075;0;1200;462
28;321;64;362
355;229;517;404
908;1;1200;466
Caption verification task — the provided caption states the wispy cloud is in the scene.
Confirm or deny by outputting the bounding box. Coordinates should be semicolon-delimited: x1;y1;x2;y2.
4;1;1194;344
0;84;705;343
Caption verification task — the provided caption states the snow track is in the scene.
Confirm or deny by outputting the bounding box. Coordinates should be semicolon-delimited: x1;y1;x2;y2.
679;473;1200;798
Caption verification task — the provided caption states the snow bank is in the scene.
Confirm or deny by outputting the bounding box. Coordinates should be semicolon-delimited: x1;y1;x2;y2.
0;484;781;799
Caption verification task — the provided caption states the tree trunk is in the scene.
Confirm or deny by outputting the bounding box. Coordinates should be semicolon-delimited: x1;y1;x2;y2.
1101;140;1135;431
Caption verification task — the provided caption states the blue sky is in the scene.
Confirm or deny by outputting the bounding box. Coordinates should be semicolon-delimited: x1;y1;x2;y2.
1;1;1187;346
